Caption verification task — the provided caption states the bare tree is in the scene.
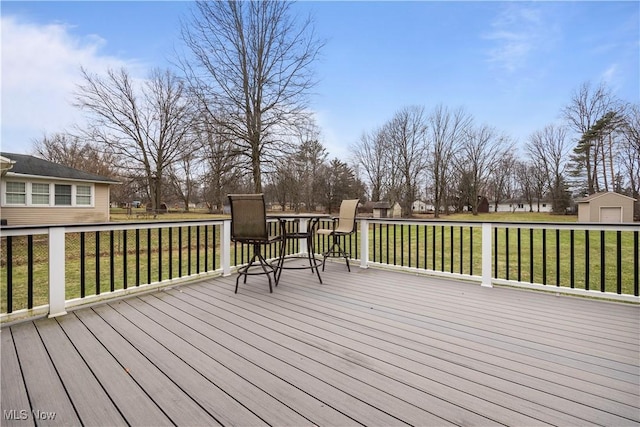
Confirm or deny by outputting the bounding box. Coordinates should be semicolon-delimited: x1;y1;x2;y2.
288;121;327;211
75;67;196;211
526;124;571;213
181;0;323;193
33;132;116;178
296;139;328;212
269;155;299;211
197;115;243;213
488;151;517;212
562;81;619;194
350;127;389;202
32;132;135;205
166;150;202;212
513;160;534;211
456;125;513;215
426;105;472;217
383;106;430;217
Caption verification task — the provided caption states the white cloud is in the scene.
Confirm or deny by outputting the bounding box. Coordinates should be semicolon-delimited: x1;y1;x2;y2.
483;4;550;73
1;16;141;153
600;63;624;93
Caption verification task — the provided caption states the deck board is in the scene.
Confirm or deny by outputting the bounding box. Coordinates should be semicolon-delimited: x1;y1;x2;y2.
192;280;639;422
34;320;128;426
121;296;359;426
73;309;218;426
55;313;174;426
201;273;637;425
2;265;639;426
97;301;312;426
10;322;80;426
0;330;34;427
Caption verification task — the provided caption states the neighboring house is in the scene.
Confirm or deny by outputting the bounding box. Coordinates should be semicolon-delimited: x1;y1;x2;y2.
412;200;428;213
0;152;120;226
493;199;553;213
577;192;636;223
372;201;402;218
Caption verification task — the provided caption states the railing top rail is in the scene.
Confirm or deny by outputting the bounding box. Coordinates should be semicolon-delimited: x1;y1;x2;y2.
490;222;640;232
359;217;640;231
0;218;229;236
361;217;483;228
0;227;50;237
1;217;638;237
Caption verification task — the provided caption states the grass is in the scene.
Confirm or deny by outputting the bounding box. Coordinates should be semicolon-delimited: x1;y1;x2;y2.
109;207;227;222
338;217;637;296
427;211;579;223
1;210;637;314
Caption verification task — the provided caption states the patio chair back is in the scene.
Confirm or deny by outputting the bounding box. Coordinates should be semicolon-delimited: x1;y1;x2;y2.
228;193;269;241
335;199;359;234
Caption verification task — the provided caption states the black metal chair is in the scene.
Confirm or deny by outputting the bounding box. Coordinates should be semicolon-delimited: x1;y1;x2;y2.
316;199;359;271
228;194;283;293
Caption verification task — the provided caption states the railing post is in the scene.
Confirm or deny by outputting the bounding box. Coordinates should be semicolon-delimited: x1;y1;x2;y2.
360;219;369;269
222;220;231;276
299;218;309;255
481;222;493;287
48;226;67;317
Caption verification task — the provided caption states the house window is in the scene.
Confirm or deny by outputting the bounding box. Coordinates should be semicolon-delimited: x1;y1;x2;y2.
76;185;92;205
6;182;26;204
55;184;72;206
31;183;50;205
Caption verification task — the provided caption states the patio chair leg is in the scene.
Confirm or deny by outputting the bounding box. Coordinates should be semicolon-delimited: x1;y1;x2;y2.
321;241;339;271
235;245;275;294
255;251;274;293
275;238;287;284
322;238;351;272
307;235;323;284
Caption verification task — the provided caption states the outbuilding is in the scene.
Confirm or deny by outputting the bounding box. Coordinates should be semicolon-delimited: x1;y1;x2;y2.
372;201;402;218
576;192;636;223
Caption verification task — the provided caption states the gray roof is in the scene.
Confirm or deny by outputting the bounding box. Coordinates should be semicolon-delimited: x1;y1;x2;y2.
372;201;391;209
0;152;119;184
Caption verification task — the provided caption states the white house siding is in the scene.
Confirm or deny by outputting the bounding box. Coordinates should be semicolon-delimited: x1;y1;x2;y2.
494;202;553;213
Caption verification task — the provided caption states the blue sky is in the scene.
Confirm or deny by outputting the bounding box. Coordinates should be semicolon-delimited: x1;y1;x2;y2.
2;1;639;160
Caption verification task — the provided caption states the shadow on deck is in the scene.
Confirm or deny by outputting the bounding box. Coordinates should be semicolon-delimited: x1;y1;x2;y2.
2;262;639;426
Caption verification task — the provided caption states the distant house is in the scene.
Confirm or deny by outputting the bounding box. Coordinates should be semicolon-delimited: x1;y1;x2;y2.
577;192;636;223
0;152;120;226
412;200;428;213
372;201;401;218
493;199;553;213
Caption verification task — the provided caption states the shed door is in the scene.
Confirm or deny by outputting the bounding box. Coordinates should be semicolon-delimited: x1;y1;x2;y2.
600;207;622;223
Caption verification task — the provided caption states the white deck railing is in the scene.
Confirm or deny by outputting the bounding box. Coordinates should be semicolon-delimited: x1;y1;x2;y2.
1;218;638;323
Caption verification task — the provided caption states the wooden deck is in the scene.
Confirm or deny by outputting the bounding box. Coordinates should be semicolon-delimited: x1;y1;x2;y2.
2;262;639;426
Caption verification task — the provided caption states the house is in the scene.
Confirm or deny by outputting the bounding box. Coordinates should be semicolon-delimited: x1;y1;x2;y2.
577;192;636;223
372;201;401;218
493;199;553;213
412;200;428;213
0;152;120;226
